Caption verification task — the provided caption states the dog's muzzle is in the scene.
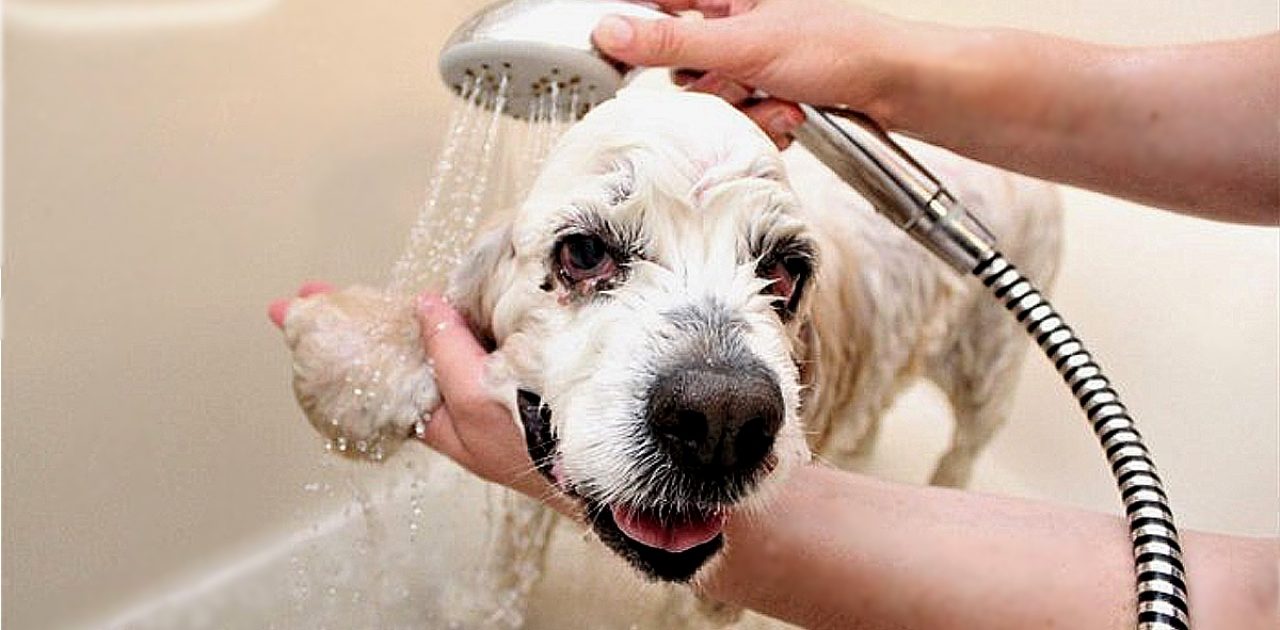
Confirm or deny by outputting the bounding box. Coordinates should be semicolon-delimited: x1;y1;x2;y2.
515;360;784;583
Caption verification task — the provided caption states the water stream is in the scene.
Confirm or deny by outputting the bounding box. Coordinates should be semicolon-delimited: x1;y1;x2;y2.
307;76;581;627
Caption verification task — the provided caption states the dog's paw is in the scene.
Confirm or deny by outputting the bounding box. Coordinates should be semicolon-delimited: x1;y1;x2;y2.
280;285;439;462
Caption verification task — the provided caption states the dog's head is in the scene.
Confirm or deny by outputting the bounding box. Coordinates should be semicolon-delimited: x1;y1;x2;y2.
450;90;817;582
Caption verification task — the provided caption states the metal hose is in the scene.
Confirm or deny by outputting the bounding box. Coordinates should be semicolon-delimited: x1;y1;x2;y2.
974;253;1190;630
795;106;1191;630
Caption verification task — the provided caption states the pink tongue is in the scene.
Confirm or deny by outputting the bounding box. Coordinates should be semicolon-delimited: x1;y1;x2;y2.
611;505;727;553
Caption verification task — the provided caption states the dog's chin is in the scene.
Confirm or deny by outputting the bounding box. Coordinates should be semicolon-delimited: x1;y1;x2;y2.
516;389;730;583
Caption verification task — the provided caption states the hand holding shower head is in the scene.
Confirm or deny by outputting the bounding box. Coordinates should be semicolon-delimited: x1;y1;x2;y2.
438;4;1189;629
438;0;995;271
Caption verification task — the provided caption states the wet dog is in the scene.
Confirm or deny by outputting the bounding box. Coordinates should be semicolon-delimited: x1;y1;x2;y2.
280;88;1061;596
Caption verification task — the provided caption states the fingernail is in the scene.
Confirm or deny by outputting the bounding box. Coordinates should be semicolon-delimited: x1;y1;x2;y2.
768;110;805;136
672;68;705;85
268;299;290;328
298;281;333;298
594;15;634;49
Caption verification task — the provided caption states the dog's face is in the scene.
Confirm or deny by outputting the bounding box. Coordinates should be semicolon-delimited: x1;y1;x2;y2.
452;91;816;582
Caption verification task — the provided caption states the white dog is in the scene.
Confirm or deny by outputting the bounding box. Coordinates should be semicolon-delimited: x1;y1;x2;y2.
279;88;1062;610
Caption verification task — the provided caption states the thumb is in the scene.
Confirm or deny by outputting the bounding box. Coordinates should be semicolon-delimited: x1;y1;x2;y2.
593;14;739;71
416;293;489;408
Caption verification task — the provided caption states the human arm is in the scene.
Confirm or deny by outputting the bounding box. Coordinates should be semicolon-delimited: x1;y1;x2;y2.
701;464;1278;630
591;0;1280;224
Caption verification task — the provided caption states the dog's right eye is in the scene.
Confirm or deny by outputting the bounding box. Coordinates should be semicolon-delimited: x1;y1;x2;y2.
557;234;617;284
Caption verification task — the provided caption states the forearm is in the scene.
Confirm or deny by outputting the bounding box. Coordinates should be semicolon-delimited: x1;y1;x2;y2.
878;26;1280;224
699;465;1278;630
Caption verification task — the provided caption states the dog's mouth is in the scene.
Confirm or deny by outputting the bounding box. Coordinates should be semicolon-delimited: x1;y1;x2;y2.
516;389;729;582
608;504;727;553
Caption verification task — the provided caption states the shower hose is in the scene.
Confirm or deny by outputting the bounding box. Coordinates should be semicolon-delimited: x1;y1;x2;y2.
793;106;1190;630
975;252;1189;630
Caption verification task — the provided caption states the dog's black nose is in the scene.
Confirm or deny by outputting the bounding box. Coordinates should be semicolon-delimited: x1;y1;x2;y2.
647;368;784;476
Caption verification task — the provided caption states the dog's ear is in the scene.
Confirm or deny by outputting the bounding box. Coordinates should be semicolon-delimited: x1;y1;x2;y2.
446;223;516;352
791;301;820;401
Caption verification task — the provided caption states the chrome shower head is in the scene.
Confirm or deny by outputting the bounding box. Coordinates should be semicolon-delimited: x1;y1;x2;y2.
439;0;663;119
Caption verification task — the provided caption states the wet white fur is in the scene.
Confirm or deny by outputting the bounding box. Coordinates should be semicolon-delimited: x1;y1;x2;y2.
279;88;1062;618
281;286;437;461
470;91;815;512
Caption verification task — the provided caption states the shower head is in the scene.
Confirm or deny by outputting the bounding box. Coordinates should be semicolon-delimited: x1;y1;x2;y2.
439;0;664;118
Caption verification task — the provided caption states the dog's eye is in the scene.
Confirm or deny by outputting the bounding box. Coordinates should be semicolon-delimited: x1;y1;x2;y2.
558;234;617;282
763;256;808;297
759;255;810;316
763;262;795;298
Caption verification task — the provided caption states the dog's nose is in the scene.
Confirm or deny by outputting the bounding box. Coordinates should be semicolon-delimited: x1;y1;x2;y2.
647;368;784;476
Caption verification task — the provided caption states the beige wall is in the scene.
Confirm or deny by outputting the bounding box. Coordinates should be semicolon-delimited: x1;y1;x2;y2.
3;1;1277;627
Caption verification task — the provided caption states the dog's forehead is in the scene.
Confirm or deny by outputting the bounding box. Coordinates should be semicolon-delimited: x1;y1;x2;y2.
568;89;776;163
516;90;798;236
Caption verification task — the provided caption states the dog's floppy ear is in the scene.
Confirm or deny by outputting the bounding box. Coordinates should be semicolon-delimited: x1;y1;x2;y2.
446;223;516;351
791;297;820;402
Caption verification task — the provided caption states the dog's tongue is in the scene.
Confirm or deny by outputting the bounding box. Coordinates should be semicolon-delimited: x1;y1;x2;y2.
611;505;727;553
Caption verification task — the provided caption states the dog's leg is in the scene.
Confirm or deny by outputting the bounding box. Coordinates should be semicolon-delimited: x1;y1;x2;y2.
475;493;559;628
847;412;886;458
928;299;1029;488
812;386;911;472
930;392;1016;488
658;588;746;629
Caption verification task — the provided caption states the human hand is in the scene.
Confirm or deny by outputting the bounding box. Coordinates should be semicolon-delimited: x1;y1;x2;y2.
592;0;924;146
410;293;572;512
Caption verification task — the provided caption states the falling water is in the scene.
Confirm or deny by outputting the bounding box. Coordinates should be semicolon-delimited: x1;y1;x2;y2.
302;74;584;628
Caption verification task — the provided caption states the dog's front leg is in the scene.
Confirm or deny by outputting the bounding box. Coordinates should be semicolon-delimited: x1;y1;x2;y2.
473;494;559;628
281;285;438;461
278;224;516;461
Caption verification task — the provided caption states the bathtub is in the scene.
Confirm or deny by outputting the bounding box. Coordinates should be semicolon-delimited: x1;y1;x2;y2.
4;0;1276;627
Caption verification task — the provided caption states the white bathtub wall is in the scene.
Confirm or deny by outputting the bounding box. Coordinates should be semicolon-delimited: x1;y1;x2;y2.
2;1;1276;629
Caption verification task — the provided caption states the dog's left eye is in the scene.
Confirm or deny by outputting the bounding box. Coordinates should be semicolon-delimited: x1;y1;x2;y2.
557;234;617;283
759;255;810;315
763;261;796;299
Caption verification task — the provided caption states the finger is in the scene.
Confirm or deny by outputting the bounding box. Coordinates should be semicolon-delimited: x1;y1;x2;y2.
298;281;334;298
741;98;805;149
687;71;752;106
645;0;753;17
268;298;291;329
671;67;705;86
415;406;472;466
593;13;749;72
416;293;503;416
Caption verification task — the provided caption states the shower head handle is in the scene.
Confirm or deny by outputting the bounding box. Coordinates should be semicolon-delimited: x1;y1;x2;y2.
793;105;996;271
